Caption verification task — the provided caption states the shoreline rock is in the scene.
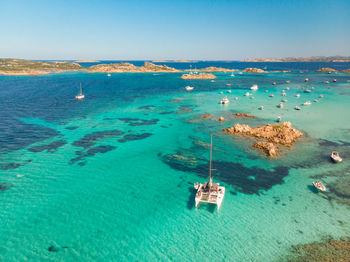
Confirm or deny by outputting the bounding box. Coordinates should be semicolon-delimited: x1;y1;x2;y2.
342;69;350;73
180;73;217;79
223;121;303;157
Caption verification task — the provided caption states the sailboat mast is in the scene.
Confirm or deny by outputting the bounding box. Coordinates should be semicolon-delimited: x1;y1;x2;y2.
80;83;82;94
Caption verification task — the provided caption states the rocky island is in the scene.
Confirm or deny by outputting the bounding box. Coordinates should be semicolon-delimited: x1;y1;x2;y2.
0;58;83;75
87;62;180;73
342;69;350;73
244;56;350;62
0;59;181;75
223;121;303;157
242;68;266;73
317;67;337;72
180;73;217;79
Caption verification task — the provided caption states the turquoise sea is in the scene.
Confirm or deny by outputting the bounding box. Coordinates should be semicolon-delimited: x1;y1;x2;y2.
1;62;350;261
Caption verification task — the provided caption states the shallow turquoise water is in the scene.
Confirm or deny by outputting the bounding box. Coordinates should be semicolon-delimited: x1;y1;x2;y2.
1;69;350;261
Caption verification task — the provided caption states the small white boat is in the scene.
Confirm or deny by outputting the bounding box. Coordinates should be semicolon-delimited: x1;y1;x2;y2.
107;73;111;77
272;82;276;85
250;84;258;91
282;92;286;96
282;98;287;102
234;97;238;100
305;78;309;82
296;94;301;98
269;94;274;97
286;80;291;84
220;97;229;104
277;116;281;122
185;86;194;91
304;89;311;93
323;81;330;84
313;181;326;192
303;101;311;106
239;72;243;75
286;87;290;90
278;102;284;108
245;92;251;96
314;99;319;102
311;87;315;90
75;83;85;100
295;106;301;110
227;90;231;93
331;151;342;163
226;83;231;86
220;91;223;94
259;106;264;110
319;94;324;98
211;80;215;82
333;79;337;82
264;90;268;93
231;72;235;77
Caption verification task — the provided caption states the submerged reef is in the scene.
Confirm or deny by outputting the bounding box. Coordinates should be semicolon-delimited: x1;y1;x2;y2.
223;122;303;157
289;237;350;262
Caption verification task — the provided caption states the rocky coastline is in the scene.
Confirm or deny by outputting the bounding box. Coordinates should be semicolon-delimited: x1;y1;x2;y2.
317;67;337;72
87;62;180;73
222;121;303;157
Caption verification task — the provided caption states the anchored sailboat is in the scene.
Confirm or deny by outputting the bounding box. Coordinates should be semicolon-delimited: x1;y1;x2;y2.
194;136;226;210
75;83;85;100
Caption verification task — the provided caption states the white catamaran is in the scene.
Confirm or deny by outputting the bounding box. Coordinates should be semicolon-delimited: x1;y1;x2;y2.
75;83;85;100
194;136;226;210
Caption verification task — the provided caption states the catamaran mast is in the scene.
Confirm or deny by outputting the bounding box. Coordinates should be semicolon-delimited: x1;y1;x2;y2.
80;83;82;95
209;135;213;188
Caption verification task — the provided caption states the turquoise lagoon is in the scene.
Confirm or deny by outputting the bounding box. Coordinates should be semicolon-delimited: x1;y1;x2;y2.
1;66;350;261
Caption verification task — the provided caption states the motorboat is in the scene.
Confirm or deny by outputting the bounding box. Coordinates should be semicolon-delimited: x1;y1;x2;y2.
227;90;231;93
311;87;315;90
259;106;264;110
286;87;290;90
185;86;194;91
323;81;330;84
303;101;311;106
220;97;229;104
304;89;311;93
296;94;301;98
226;83;231;86
314;99;319;102
282;98;287;102
272;82;276;85
234;97;238;100
282;92;286;96
313;181;326;192
331;151;342;163
269;94;274;97
194;136;225;210
264;90;268;93
295;106;301;110
75;83;85;100
211;80;215;82
333;79;337;82
286;80;291;84
250;84;258;91
305;78;309;82
319;94;324;98
107;73;111;77
277;116;281;122
278;102;284;108
245;92;251;96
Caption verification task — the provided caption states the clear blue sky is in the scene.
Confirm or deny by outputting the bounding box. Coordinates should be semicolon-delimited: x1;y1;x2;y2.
1;0;349;60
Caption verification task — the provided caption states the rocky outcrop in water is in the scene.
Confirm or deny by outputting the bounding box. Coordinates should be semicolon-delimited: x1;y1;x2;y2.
317;67;337;72
180;73;217;79
342;69;350;73
242;68;266;73
223;121;303;157
233;113;256;118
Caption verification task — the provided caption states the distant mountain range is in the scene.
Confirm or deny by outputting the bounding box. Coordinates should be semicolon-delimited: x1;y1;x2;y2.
243;56;350;62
